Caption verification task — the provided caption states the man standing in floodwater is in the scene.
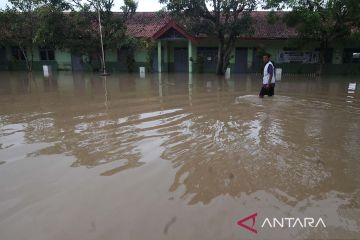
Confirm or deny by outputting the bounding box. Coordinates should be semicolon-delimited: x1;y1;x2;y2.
259;53;276;98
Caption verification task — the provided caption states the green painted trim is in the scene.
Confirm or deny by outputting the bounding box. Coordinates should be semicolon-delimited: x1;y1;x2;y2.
158;41;162;73
188;41;193;73
164;42;168;63
134;49;147;62
230;48;235;64
332;48;343;64
105;49;117;62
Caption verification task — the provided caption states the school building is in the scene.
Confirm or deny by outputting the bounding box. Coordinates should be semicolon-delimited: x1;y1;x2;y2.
0;12;359;74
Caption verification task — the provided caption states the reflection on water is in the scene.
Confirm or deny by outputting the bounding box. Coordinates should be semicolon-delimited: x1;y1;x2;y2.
0;72;360;239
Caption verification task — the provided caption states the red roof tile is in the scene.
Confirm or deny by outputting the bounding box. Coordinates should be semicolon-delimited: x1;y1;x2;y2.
126;12;171;38
249;11;297;39
124;11;296;40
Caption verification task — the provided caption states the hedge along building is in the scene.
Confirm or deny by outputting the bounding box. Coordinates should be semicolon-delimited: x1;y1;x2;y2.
1;12;360;74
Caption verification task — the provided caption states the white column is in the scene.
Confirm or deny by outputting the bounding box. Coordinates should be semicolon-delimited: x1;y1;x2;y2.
188;40;193;73
158;41;162;73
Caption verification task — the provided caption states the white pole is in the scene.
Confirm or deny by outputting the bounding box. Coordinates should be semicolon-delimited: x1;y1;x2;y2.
97;1;107;75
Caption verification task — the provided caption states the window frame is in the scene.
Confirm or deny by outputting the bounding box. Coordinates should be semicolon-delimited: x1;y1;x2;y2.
11;47;27;61
39;48;56;61
343;48;360;63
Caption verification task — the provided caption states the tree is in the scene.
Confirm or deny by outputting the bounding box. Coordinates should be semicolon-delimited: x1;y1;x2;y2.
67;0;137;72
0;0;137;72
265;0;360;74
35;0;72;49
159;0;257;75
62;6;100;61
0;0;70;71
0;0;42;71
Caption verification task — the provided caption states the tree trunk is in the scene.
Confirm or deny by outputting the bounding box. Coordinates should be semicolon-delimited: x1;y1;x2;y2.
317;40;329;76
19;45;32;72
317;48;325;76
25;58;31;72
216;38;234;75
97;52;103;72
216;45;225;75
30;47;33;72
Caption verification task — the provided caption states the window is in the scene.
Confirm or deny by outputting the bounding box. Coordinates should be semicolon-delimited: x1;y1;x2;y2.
117;48;128;64
343;49;360;63
0;47;7;62
197;47;218;63
39;48;55;61
352;52;360;62
159;28;186;40
11;47;26;60
197;47;218;72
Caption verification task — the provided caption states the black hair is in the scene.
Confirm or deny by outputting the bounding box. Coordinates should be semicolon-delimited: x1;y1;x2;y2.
263;53;271;58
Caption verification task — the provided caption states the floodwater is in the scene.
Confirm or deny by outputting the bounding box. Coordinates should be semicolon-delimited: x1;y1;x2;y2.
0;72;359;240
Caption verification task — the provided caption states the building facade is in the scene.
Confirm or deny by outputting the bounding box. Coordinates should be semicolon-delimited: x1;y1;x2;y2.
0;12;359;74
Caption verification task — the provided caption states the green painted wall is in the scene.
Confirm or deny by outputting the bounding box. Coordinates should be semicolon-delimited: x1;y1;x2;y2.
33;47;40;61
56;50;72;71
1;38;360;74
189;41;197;73
229;48;236;64
332;48;343;64
105;49;117;62
134;49;147;63
163;42;169;63
191;43;197;60
247;48;253;69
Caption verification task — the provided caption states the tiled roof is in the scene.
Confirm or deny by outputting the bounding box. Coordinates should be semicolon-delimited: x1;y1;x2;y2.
126;12;171;38
124;11;296;40
249;11;297;39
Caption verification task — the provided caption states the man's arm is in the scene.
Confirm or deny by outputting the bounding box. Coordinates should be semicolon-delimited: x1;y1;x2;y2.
267;64;273;85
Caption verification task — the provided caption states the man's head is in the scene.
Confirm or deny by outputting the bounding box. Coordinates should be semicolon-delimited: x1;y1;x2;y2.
263;53;271;63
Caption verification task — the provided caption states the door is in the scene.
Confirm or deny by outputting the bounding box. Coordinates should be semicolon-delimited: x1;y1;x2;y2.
71;54;84;71
151;47;164;73
235;48;248;73
174;48;188;72
0;47;7;70
197;47;218;73
152;50;158;73
252;48;262;73
315;48;334;63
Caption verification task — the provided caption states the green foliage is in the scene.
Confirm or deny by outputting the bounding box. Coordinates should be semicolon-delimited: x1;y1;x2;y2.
266;10;281;24
121;0;138;18
265;0;360;42
122;37;141;72
66;0;138;72
265;0;360;74
267;2;359;51
0;0;138;72
0;0;43;71
35;1;72;48
143;40;156;73
64;10;99;55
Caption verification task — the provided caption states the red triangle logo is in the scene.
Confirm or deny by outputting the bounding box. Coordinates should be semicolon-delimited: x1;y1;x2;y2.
237;213;258;233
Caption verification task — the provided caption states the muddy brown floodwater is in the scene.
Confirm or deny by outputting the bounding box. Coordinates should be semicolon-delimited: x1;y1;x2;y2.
0;72;359;240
